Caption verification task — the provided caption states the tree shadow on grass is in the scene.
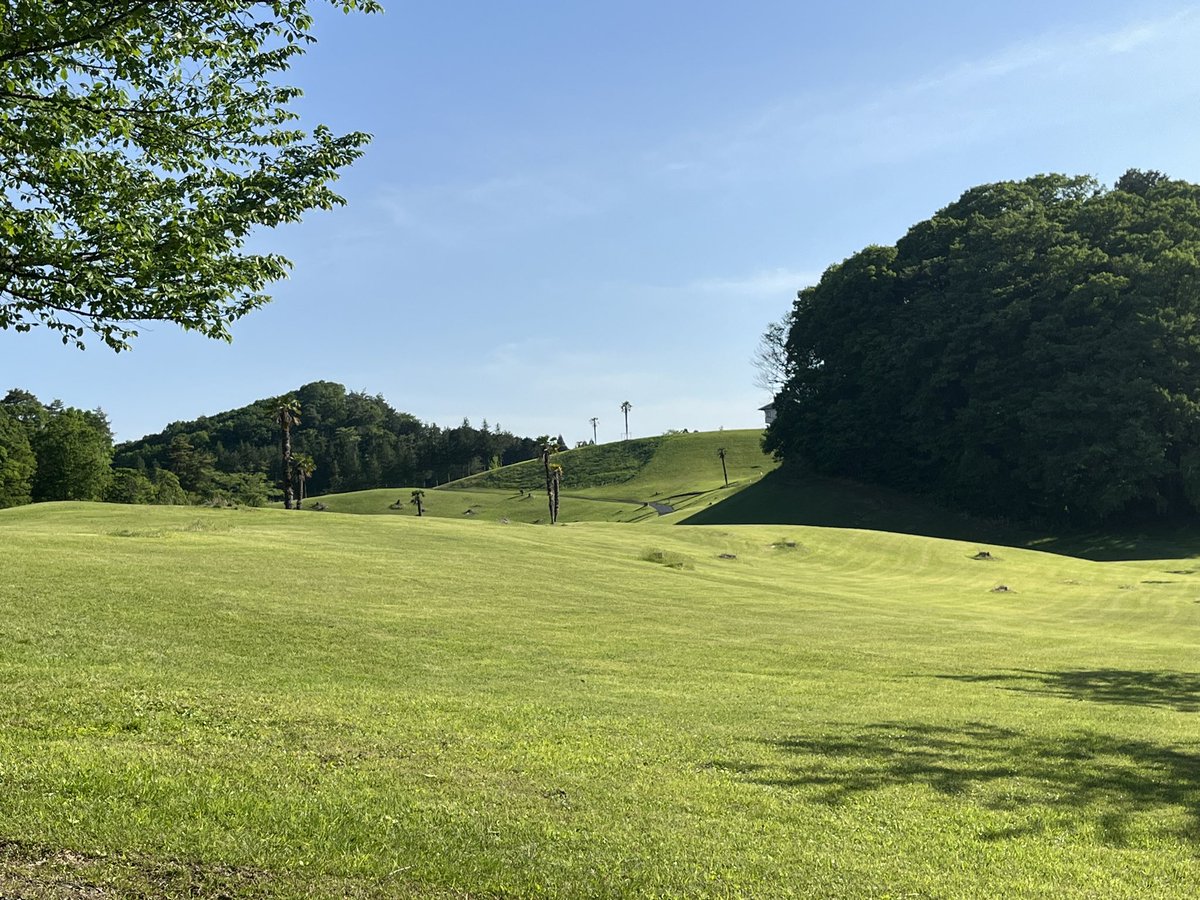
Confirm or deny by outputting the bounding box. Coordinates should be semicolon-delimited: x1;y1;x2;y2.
681;469;1200;561
709;722;1200;846
680;469;1020;543
937;669;1200;712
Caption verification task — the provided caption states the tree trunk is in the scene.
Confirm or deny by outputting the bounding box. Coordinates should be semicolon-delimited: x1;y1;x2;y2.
541;446;554;524
280;417;293;510
551;470;560;524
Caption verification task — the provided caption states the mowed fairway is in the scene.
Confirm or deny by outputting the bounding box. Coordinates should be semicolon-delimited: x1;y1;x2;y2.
312;431;776;526
2;503;1199;897
306;487;647;525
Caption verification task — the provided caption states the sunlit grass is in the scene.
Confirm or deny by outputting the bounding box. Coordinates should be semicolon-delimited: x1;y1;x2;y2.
305;485;642;524
2;502;1199;896
314;430;777;525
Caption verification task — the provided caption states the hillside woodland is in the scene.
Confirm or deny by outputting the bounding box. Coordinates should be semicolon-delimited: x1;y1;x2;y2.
0;381;542;508
766;169;1200;526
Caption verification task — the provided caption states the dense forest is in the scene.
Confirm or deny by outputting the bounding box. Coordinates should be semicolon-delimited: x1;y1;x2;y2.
113;381;545;495
765;169;1200;526
0;381;544;508
0;389;124;507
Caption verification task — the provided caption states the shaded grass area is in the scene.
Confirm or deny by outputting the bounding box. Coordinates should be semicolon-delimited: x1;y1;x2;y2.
732;722;1200;846
0;839;278;900
2;503;1200;896
936;668;1200;712
683;467;1200;561
681;467;1022;537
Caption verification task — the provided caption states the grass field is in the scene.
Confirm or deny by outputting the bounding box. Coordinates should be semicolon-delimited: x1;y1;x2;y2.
308;430;777;526
304;486;647;525
451;429;776;499
3;501;1199;897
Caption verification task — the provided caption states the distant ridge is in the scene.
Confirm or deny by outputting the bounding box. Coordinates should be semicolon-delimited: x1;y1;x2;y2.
113;380;542;497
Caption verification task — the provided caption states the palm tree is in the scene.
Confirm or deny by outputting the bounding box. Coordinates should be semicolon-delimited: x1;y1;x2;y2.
540;443;554;523
276;398;301;509
410;489;425;516
717;447;728;486
292;453;316;509
589;416;599;444
550;463;562;524
620;400;632;440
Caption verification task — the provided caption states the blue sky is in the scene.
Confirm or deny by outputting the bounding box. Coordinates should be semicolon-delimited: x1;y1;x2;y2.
5;0;1200;444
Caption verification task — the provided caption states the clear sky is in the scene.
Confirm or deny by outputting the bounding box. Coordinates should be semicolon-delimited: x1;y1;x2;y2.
5;0;1200;445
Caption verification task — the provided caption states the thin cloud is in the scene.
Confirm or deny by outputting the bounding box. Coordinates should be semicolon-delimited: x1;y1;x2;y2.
650;6;1200;185
911;9;1193;93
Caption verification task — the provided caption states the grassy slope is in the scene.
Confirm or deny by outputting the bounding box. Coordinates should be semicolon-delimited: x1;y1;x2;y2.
312;429;1200;559
449;437;665;494
312;430;778;526
306;486;644;525
3;503;1199;897
566;429;775;514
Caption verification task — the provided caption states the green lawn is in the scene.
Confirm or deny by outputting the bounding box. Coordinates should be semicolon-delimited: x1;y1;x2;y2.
447;430;776;512
303;486;645;524
312;430;778;526
564;430;776;519
2;502;1199;896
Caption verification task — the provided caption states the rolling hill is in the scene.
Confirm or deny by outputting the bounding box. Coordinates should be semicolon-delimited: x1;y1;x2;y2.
301;427;1200;561
310;429;777;524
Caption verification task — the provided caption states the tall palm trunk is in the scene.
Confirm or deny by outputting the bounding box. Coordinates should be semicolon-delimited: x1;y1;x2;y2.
551;467;561;523
278;400;301;510
541;445;554;523
280;414;294;509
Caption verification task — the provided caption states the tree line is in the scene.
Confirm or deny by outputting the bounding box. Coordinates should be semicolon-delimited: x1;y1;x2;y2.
765;169;1200;526
0;381;544;509
0;389;132;506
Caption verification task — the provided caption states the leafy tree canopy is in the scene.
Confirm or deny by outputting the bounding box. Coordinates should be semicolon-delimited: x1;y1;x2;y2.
115;381;543;495
0;0;379;349
765;170;1200;525
0;404;35;507
30;405;113;501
